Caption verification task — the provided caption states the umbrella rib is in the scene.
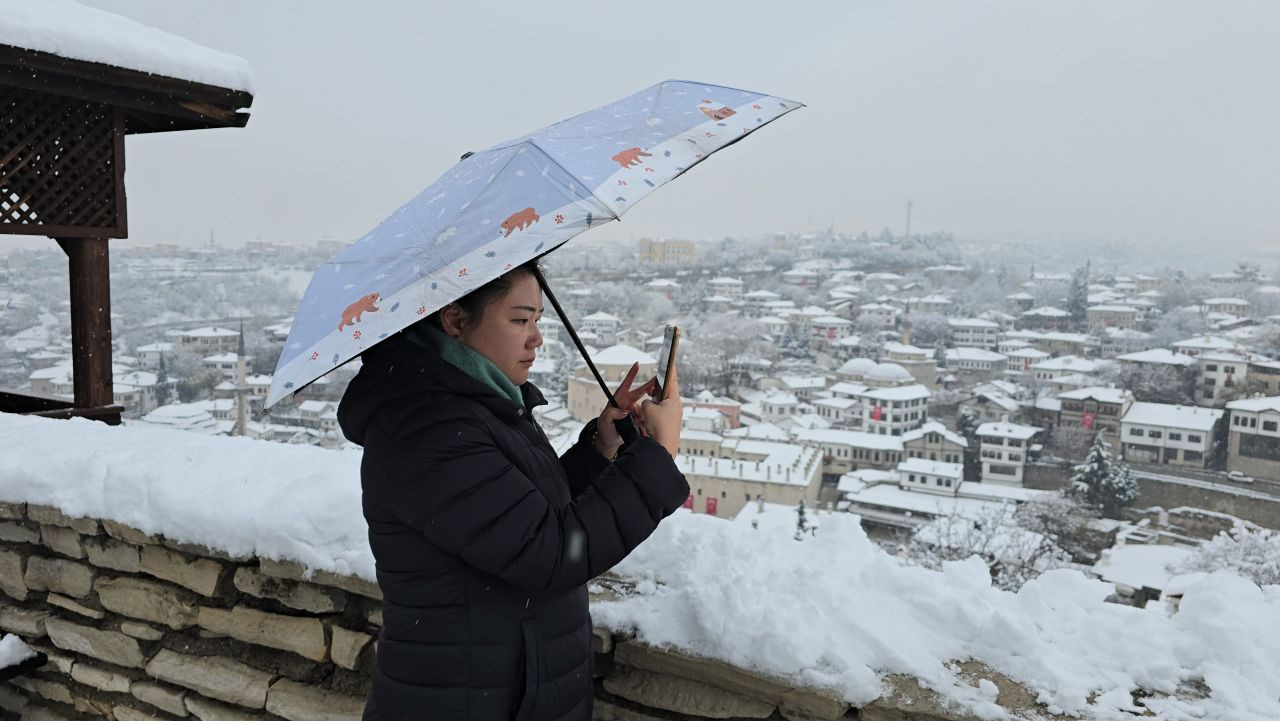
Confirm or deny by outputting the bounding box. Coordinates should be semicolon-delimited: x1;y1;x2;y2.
524;139;620;223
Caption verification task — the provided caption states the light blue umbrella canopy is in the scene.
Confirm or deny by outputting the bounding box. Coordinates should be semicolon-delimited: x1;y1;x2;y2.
265;80;802;411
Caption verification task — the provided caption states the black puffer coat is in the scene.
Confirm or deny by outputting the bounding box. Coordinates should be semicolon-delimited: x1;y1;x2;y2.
338;333;690;721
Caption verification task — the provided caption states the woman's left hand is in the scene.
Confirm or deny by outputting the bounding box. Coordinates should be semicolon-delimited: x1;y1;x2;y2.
594;362;658;459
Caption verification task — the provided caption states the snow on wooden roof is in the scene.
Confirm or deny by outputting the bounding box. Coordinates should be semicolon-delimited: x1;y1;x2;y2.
1;0;255;92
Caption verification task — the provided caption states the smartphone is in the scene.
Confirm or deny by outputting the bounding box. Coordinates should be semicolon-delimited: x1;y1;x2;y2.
655;325;681;401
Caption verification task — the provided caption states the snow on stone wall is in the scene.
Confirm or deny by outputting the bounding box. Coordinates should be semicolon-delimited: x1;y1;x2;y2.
1;413;1278;720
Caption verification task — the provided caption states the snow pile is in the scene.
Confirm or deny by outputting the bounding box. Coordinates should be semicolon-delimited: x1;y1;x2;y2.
2;414;1278;719
593;508;1280;721
0;413;368;581
0;633;36;670
0;0;255;92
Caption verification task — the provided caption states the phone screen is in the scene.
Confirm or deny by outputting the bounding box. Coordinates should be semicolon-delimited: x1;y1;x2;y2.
655;325;680;400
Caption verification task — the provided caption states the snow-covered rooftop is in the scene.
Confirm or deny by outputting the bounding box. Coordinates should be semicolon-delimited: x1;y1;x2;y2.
794;429;904;451
1116;348;1197;367
1058;386;1132;405
1122;402;1223;432
1091;543;1194;593
898;457;963;478
589;344;654;366
0;0;256;92
860;384;930;402
1225;396;1280;414
901;421;967;448
976;422;1041;440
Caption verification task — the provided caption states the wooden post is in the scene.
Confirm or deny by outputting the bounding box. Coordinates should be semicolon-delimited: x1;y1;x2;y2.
56;237;117;421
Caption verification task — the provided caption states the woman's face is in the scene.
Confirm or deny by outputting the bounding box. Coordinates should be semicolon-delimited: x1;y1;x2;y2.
454;274;544;385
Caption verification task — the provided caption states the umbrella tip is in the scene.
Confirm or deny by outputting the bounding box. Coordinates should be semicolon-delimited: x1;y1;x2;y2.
459;151;474;161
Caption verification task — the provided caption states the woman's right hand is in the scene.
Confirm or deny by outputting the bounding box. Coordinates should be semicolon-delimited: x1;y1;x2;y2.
640;362;682;457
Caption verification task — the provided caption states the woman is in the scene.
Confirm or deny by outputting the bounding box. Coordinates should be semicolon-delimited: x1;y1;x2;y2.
337;260;689;721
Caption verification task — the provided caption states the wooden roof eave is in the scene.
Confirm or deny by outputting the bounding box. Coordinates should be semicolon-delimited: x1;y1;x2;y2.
0;43;252;134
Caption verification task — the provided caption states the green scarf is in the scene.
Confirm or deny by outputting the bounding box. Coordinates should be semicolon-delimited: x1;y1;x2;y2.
404;322;524;407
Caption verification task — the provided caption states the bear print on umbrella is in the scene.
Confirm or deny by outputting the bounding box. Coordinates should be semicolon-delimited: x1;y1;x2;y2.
338;292;380;332
500;207;540;237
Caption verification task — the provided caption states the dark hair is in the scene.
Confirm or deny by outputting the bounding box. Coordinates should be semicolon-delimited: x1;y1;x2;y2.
425;259;543;332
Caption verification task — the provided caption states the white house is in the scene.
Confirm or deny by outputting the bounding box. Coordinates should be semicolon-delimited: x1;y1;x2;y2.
810;316;854;351
1225;396;1280;481
1030;355;1102;381
976;421;1041;486
1202;297;1250;316
944;348;1007;377
202;352;252;380
707;277;744;301
1120;402;1223;468
581;311;622;345
897;457;964;496
135;342;176;369
858;302;900;329
859;384;931;436
176;326;240;354
1005;347;1051;374
1194;351;1250;407
947;318;1000;350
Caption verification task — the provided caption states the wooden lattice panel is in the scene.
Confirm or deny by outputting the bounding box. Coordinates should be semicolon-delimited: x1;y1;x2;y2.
0;85;125;237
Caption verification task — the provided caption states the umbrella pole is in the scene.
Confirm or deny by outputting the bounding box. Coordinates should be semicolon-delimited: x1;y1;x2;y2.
533;267;639;444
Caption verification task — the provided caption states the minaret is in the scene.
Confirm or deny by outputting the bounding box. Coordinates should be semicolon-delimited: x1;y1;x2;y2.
233;318;248;436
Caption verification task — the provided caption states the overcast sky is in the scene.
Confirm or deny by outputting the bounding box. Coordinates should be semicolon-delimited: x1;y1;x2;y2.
72;1;1279;252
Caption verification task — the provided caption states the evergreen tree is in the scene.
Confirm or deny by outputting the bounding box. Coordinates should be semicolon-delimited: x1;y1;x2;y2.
1070;433;1138;518
955;411;982;482
154;353;171;407
794;499;809;541
1067;262;1090;327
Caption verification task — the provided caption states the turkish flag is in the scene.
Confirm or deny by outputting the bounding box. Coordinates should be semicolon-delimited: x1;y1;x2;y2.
706;497;718;516
1082;412;1095;430
871;405;884;421
682;494;694;510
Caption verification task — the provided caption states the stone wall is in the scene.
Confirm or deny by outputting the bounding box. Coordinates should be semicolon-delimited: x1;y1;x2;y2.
0;501;376;721
0;501;1054;721
1024;461;1280;530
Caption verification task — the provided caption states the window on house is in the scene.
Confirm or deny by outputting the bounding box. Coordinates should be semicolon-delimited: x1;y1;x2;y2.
1149;430;1163;439
909;474;916;482
936;478;943;486
945;479;952;487
1264;421;1278;432
1206;364;1218;371
697;489;702;496
1168;432;1182;441
1188;434;1202;443
1251;418;1258;428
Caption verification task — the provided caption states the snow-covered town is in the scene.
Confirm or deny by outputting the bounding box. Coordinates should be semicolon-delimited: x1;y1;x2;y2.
1;2;1278;721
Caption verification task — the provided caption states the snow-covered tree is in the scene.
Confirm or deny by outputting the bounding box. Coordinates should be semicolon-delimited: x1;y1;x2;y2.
900;503;1074;591
906;312;950;347
1066;263;1090;327
794;499;810;541
1070;434;1138;518
1102;362;1195;405
955;411;982;482
1173;526;1280;587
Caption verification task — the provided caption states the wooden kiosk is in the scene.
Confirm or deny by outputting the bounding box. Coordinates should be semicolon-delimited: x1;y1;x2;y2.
0;37;253;424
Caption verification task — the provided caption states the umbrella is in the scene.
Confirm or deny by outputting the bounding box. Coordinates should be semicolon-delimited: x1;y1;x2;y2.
263;79;802;412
